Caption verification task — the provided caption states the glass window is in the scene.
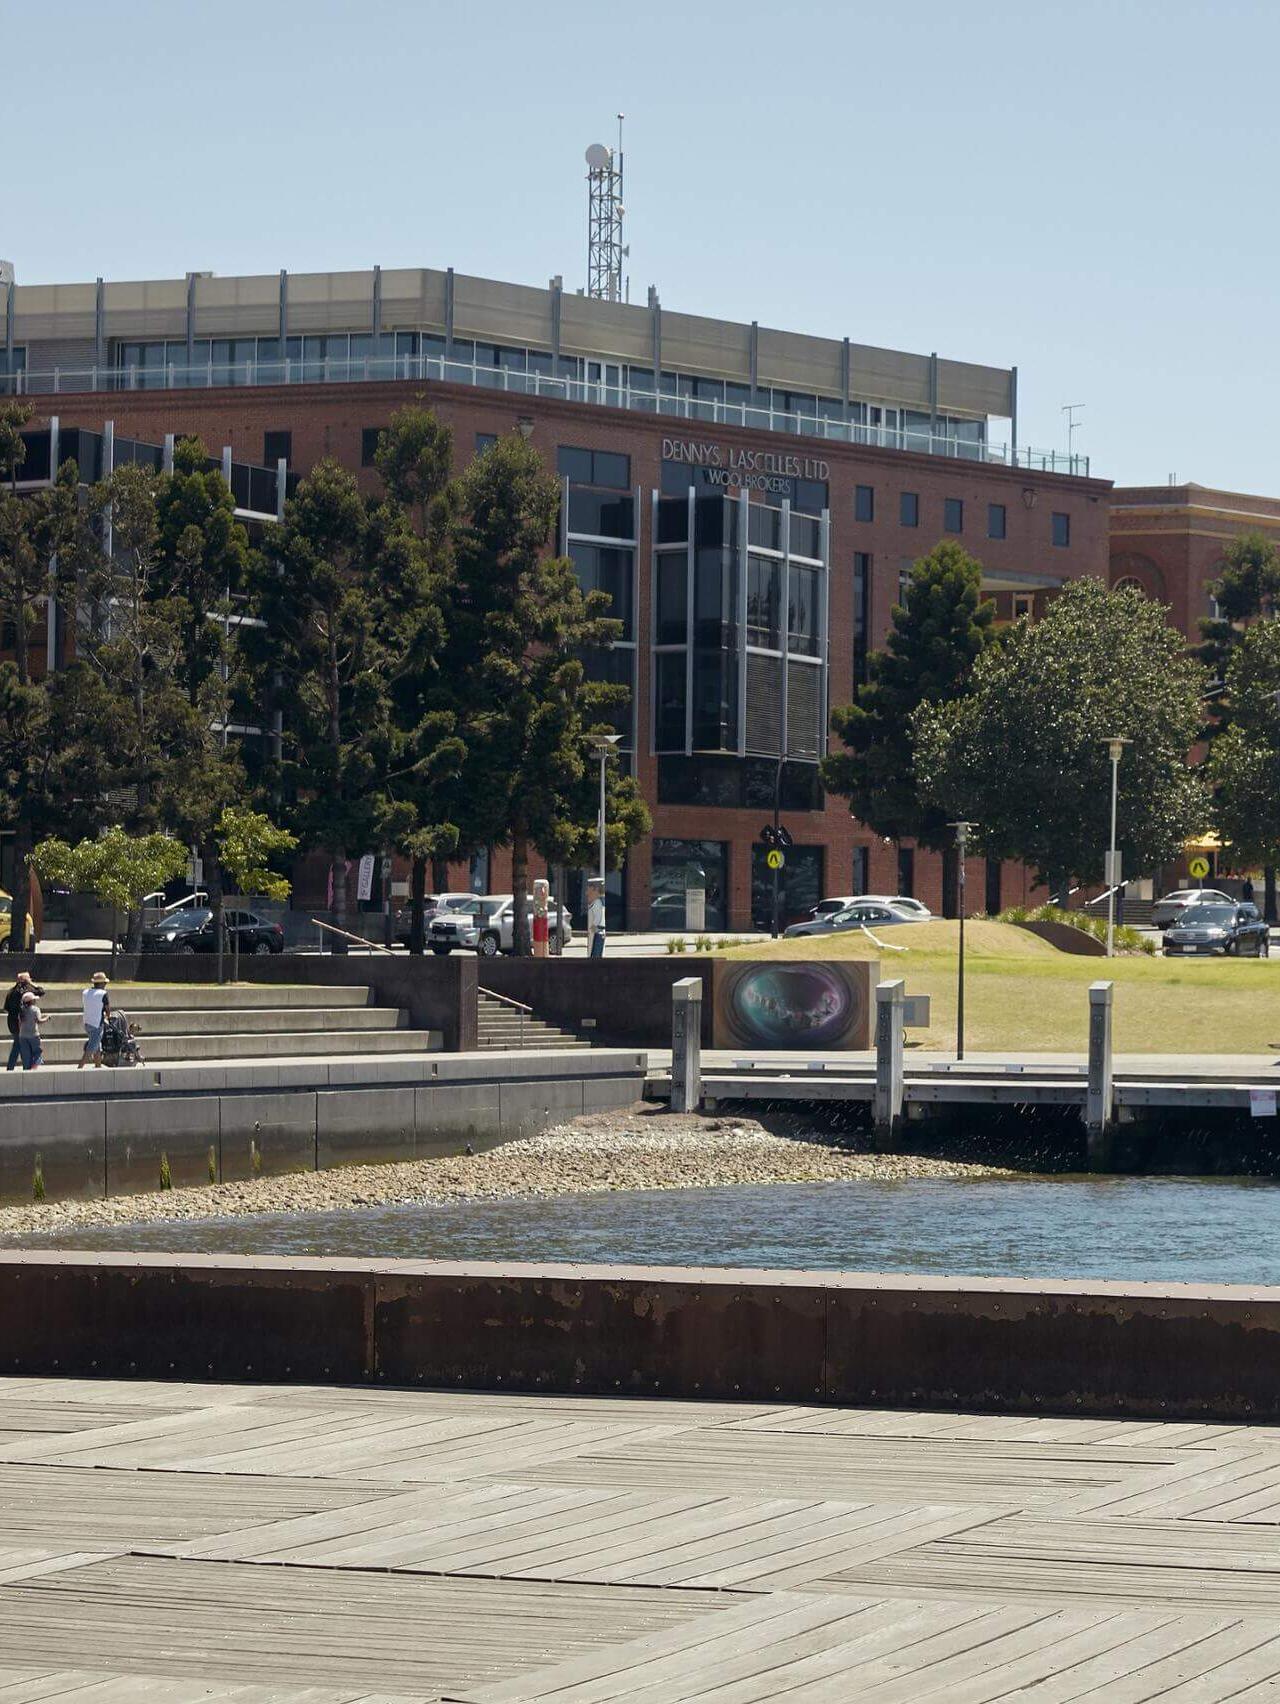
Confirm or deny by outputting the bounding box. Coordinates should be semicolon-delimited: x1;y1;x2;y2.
853;552;871;686
1052;511;1070;547
944;497;964;533
569;543;634;638
988;502;1007;540
899;491;919;527
788;567;820;656
794;478;828;517
661;462;691;501
897;846;915;896
694;547;734;645
853;845;870;895
654;653;687;752
557;445;594;485
361;427;384;468
650;838;728;931
475;432;497;454
748;504;781;552
854;485;874;523
692;651;737;751
657;493;689;540
557;445;631;489
567;488;635;539
790;512;822;561
747;555;781;649
263;430;291;467
656;556;687;646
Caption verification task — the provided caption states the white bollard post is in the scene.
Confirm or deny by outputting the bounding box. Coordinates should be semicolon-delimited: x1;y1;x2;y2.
873;979;906;1143
671;977;703;1114
1085;980;1115;1170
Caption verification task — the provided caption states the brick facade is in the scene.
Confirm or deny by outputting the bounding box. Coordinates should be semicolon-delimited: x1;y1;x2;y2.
26;379;1112;927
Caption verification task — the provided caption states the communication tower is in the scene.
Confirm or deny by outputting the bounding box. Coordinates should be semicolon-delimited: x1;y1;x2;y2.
585;116;628;302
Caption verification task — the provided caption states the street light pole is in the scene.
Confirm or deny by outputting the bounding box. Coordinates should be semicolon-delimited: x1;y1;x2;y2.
587;730;623;884
949;821;976;1062
1101;737;1131;959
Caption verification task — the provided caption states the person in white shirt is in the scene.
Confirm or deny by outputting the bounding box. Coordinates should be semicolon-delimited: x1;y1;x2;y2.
79;970;110;1069
587;882;606;959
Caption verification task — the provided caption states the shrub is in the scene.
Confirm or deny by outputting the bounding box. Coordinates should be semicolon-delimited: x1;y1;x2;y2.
32;1159;44;1203
999;903;1153;955
666;936;686;954
159;1152;172;1191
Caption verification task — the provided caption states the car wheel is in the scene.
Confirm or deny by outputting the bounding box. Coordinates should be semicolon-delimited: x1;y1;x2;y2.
177;944;197;956
477;932;500;958
252;940;272;955
430;945;451;956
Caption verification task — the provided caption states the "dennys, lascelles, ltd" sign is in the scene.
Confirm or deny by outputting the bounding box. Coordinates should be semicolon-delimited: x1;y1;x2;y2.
662;438;829;495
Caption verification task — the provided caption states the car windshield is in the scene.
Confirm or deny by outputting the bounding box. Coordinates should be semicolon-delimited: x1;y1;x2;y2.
159;910;211;931
475;899;507;918
1180;905;1234;926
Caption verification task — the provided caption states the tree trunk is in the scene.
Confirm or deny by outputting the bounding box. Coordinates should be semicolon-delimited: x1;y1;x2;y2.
409;853;427;956
511;831;530;957
1266;865;1277;925
1050;871;1069;910
331;851;348;953
7;820;31;954
204;843;225;984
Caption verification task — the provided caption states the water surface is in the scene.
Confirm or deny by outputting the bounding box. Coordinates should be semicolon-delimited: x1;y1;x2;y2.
10;1176;1280;1285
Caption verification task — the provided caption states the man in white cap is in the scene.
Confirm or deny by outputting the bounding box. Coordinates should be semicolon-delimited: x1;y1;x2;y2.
79;970;110;1069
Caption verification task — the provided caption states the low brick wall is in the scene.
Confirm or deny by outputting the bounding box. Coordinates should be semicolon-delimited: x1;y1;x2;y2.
3;1255;1279;1422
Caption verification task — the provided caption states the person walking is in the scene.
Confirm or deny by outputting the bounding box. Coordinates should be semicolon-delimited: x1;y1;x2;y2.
1243;877;1257;905
79;970;110;1070
587;881;606;960
17;991;43;1071
3;971;41;1071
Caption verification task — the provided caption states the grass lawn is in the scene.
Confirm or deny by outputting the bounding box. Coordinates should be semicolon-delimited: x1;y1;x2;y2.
724;920;1280;1055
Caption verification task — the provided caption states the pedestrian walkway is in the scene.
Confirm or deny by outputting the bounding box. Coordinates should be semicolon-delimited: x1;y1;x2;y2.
0;1375;1279;1698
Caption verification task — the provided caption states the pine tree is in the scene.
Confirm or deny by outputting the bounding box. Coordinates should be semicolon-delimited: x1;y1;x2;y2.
450;435;640;955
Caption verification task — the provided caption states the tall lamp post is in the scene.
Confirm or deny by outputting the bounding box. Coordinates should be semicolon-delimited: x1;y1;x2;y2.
949;820;977;1061
1101;737;1131;959
586;732;623;885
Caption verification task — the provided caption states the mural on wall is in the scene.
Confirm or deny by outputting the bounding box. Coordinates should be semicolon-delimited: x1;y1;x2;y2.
713;960;876;1050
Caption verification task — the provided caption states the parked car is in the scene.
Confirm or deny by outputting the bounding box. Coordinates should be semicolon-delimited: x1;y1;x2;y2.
808;894;933;923
1152;888;1234;929
392;892;473;946
784;900;924;939
1162;902;1270;958
429;894;574;956
0;890;34;950
141;906;284;955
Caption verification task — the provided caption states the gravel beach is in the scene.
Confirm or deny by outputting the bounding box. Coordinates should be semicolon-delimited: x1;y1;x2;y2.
0;1106;1021;1238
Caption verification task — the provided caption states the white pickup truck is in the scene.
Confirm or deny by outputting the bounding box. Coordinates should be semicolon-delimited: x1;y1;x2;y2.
428;894;574;956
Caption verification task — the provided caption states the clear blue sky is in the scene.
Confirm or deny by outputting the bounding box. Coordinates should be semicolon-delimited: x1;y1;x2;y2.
5;0;1277;491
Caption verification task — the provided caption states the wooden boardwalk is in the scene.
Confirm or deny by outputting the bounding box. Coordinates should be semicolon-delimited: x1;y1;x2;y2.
0;1380;1278;1699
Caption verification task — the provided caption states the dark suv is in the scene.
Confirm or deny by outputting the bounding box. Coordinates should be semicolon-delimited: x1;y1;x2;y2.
141;907;285;955
1162;902;1270;958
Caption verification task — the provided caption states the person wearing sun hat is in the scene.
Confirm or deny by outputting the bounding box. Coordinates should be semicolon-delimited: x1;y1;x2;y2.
3;970;42;1071
79;970;110;1070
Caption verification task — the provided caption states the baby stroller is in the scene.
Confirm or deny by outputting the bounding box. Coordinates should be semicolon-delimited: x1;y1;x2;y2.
101;1010;144;1068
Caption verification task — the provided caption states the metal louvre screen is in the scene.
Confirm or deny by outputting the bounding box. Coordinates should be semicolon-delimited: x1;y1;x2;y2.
787;661;822;758
745;654;782;754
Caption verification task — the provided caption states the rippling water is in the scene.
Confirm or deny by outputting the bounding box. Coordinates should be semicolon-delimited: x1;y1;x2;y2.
11;1176;1280;1285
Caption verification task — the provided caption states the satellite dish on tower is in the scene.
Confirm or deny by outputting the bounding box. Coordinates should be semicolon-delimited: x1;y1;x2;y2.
585;142;611;170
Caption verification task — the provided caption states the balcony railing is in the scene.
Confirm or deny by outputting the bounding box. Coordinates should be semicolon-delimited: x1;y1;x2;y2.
1;353;1091;479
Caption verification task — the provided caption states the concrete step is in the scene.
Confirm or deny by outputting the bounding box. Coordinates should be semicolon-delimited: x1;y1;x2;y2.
477;1037;589;1050
20;984;373;1012
35;1006;403;1039
33;1028;441;1064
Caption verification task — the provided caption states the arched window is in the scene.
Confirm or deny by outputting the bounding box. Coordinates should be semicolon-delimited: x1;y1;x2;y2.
1113;575;1147;596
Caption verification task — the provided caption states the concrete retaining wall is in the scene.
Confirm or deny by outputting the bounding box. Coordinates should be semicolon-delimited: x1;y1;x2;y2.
2;1254;1278;1423
0;1052;644;1203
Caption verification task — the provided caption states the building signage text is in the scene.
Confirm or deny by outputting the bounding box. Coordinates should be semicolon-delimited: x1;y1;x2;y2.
662;438;828;495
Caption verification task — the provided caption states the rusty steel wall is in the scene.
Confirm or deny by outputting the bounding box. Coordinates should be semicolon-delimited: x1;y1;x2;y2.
2;1254;1278;1423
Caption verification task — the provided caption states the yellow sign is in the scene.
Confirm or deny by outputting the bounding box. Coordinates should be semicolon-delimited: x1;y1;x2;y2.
1188;856;1210;880
765;849;785;871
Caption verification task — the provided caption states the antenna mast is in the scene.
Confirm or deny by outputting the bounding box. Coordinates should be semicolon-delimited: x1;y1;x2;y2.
585;116;626;302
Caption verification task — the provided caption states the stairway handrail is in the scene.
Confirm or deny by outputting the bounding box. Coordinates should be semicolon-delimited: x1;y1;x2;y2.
479;985;533;1013
310;918;396;954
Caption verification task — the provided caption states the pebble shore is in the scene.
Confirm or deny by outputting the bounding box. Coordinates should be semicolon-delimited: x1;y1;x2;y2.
0;1107;1021;1239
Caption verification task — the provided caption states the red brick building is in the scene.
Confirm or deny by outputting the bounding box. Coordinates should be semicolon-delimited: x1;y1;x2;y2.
3;263;1111;928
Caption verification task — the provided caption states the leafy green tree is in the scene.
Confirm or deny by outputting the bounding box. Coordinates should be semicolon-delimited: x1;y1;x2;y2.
823;540;995;911
33;827;188;971
0;401;28;489
1208;620;1280;876
913;578;1207;896
1199;531;1280;708
215;806;297;978
448;434;641;954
